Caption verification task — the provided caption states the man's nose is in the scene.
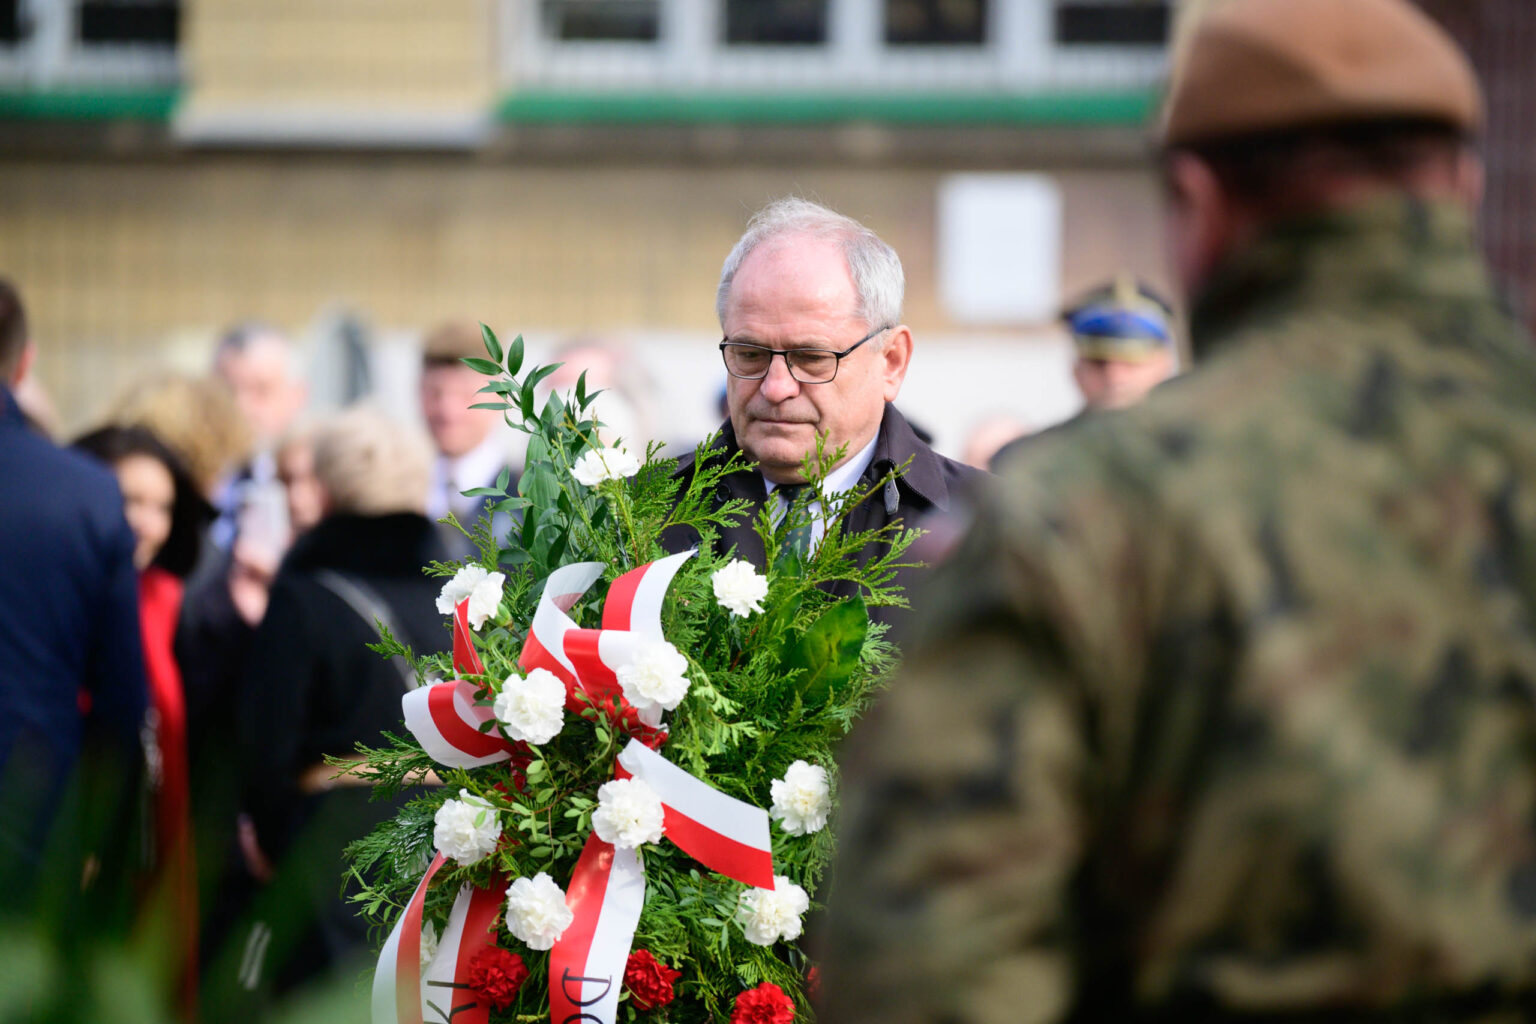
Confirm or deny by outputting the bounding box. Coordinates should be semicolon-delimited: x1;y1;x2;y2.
758;355;802;402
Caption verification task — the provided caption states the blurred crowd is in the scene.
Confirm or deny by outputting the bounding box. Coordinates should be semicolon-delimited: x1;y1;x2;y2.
0;283;712;1019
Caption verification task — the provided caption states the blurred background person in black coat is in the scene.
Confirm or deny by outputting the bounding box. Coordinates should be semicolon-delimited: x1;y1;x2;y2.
213;405;449;1018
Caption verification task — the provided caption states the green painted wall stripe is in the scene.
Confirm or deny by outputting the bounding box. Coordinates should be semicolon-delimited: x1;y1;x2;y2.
497;89;1157;126
0;88;179;121
0;85;1153;128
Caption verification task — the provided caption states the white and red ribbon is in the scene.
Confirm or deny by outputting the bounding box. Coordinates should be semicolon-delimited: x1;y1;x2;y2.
372;851;446;1024
375;550;777;1024
615;739;773;889
549;837;647;1024
520;552;693;740
421;880;509;1024
401;601;513;769
372;851;509;1024
548;738;774;1024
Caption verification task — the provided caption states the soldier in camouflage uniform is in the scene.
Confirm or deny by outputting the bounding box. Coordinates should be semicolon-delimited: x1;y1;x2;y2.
821;0;1536;1021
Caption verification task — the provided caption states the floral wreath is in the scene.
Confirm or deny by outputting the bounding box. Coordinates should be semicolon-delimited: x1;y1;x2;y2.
345;327;919;1023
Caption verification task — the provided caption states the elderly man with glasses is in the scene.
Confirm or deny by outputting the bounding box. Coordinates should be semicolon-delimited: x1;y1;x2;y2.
663;197;984;623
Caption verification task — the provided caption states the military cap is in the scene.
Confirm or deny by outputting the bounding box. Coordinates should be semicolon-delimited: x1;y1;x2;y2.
1162;0;1483;149
1062;275;1175;363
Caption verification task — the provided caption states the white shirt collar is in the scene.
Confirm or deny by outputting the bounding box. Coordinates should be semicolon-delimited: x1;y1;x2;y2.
429;429;512;520
763;433;878;500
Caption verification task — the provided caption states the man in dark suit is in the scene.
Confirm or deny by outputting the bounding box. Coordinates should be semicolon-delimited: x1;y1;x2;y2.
665;198;984;624
0;279;147;930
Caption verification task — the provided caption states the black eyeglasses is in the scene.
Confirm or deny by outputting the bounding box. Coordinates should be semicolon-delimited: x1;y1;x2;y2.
719;326;889;384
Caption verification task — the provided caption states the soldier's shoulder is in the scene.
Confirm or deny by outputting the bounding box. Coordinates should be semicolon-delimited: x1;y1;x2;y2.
990;337;1324;539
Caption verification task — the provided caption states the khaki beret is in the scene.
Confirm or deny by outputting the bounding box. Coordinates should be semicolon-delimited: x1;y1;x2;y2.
1162;0;1483;148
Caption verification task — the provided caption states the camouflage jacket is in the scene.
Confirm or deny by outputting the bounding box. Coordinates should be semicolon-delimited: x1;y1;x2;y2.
822;199;1536;1023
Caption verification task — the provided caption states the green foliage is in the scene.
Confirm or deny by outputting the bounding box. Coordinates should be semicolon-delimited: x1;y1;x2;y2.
779;597;868;707
345;326;919;1021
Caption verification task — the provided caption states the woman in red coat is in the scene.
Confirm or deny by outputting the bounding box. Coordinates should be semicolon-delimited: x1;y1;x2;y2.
74;425;212;1017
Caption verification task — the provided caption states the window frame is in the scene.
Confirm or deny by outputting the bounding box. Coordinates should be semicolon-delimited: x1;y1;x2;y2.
503;0;1165;93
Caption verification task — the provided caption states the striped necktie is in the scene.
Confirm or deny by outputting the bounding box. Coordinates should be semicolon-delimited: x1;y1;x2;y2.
778;483;814;556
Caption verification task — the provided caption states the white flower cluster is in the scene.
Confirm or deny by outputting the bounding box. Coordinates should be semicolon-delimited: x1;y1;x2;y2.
505;872;574;950
493;668;566;745
711;559;768;618
591;777;666;849
433;789;502;865
769;760;831;836
616;640;691;723
435;564;506;630
735;876;810;947
572;447;640;487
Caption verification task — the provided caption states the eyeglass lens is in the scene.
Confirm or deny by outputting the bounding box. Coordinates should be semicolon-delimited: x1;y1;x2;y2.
723;345;840;382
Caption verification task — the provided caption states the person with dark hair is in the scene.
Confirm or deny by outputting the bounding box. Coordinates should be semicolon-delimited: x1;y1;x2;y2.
0;279;149;1007
73;425;210;579
73;424;213;1013
825;1;1536;1021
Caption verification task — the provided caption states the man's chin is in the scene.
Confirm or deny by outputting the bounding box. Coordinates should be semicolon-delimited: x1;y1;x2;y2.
740;428;813;479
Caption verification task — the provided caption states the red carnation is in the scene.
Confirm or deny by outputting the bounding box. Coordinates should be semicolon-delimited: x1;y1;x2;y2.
731;982;795;1024
466;946;529;1011
806;965;821;1002
624;948;682;1011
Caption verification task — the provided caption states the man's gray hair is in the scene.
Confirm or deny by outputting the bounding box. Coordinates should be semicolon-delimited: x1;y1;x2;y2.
214;320;297;376
716;197;904;332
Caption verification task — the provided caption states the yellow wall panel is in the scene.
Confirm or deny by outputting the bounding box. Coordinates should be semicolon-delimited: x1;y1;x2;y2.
0;155;1163;433
183;0;491;110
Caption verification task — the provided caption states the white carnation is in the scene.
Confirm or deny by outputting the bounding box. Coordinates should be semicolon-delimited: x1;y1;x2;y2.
494;668;566;745
616;640;691;721
571;447;641;487
504;872;575;951
769;760;831;836
735;876;810;947
433;790;502;865
591;778;666;849
435;564;506;630
711;559;768;618
419;920;439;970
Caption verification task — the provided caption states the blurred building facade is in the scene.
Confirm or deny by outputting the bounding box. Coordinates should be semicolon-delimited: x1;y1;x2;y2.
0;0;1525;448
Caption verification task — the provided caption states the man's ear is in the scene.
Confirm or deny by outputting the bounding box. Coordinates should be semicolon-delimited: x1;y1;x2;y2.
879;326;914;402
1164;152;1241;300
9;340;33;389
1452;149;1485;211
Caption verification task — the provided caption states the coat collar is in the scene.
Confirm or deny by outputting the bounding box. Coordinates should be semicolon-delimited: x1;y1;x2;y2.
1189;196;1503;362
688;404;955;512
865;403;952;510
282;512;447;577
